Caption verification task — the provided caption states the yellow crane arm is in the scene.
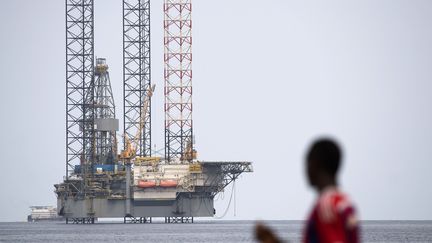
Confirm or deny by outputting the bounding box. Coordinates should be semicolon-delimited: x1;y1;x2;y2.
121;84;155;160
131;84;155;153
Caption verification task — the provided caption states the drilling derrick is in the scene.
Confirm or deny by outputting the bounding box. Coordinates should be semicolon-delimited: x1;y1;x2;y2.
93;58;119;164
164;0;193;162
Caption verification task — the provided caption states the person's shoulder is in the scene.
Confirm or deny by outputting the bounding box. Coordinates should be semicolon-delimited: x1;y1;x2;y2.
317;187;357;223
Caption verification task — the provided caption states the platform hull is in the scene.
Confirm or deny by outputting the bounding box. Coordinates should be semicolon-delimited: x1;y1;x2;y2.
55;161;252;221
58;196;214;218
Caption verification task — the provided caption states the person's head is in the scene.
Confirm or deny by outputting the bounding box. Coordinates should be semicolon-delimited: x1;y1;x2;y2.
306;138;342;191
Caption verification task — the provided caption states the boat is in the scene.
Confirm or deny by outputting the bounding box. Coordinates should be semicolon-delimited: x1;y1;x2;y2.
27;206;63;222
137;180;156;188
160;179;178;187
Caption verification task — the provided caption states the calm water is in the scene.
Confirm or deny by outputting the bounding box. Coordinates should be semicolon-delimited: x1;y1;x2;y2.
1;220;431;242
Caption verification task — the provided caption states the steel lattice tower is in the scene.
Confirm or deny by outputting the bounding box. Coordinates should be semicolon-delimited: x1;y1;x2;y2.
93;58;118;165
164;0;193;162
123;0;152;157
65;0;94;178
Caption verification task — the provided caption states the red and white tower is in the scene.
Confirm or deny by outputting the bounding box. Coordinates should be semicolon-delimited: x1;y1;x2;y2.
164;0;193;162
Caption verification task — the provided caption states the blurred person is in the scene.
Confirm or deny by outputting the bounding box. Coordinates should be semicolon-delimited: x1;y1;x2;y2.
255;138;360;243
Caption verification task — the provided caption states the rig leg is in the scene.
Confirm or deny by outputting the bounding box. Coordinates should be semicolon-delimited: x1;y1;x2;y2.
125;215;151;223
139;217;152;223
124;215;136;223
164;216;193;224
66;217;95;224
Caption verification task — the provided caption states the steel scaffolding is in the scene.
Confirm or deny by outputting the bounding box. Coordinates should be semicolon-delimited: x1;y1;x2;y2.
93;58;118;164
164;0;193;162
65;0;95;178
123;0;152;157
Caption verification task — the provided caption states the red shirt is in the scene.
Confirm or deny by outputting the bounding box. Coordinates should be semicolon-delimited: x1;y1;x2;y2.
303;187;360;243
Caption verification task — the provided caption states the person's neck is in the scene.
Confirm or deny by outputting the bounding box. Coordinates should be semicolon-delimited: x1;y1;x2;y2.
316;175;337;193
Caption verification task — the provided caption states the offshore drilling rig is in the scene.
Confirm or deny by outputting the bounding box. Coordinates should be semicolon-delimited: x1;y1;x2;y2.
54;0;253;224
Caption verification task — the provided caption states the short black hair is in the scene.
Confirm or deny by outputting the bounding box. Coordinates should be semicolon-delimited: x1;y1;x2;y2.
307;138;342;176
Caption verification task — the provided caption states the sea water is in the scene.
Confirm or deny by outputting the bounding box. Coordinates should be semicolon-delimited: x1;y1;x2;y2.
0;220;431;242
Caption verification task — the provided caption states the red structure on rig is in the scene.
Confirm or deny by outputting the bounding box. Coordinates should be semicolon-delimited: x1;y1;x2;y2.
164;1;194;162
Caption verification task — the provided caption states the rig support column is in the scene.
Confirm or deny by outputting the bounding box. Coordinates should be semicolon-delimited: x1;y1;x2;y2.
65;0;95;178
123;0;152;156
125;163;132;216
164;0;193;162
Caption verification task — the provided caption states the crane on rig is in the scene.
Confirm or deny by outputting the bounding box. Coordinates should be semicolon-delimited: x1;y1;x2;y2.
120;84;156;164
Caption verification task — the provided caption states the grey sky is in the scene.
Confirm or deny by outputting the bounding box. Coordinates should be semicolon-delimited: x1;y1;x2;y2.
1;0;432;222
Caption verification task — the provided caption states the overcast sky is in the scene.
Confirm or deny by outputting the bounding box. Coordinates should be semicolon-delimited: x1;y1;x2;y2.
1;0;432;222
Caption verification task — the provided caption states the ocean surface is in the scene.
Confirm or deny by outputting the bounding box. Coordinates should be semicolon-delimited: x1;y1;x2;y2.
1;220;431;242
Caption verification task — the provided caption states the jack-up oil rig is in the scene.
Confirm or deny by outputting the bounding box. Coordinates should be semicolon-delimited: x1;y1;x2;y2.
54;0;253;224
